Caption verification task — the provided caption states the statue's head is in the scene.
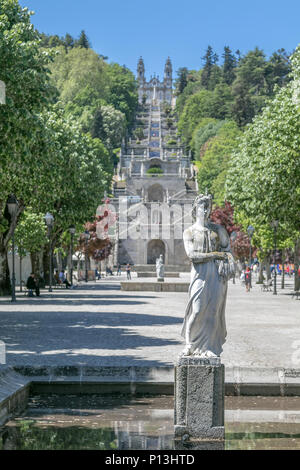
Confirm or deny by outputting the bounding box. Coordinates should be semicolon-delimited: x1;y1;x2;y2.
193;194;213;220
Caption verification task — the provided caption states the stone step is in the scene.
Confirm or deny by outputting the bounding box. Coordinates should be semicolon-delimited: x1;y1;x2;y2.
132;264;190;273
137;272;180;278
121;281;189;292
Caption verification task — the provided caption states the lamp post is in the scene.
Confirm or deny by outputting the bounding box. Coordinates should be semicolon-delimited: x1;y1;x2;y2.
230;231;237;284
7;195;19;302
247;225;255;288
271;220;279;295
69;226;76;287
84;231;90;283
45;212;54;292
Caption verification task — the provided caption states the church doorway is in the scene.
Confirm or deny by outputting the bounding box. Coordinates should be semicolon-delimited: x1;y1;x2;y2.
147;239;165;264
148;183;164;202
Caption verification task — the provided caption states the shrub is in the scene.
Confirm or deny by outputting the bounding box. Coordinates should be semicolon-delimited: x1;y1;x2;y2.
167;139;177;146
146;167;163;175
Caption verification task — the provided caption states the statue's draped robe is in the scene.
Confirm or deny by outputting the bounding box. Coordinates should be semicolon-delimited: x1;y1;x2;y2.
181;225;228;356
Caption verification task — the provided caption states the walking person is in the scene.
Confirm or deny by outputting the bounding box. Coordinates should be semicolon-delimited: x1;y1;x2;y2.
59;270;71;288
26;273;39;297
117;263;122;276
126;264;131;280
95;268;101;280
244;266;251;292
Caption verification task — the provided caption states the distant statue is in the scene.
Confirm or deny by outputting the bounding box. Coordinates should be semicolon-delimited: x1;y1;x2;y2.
156;254;164;282
181;194;235;358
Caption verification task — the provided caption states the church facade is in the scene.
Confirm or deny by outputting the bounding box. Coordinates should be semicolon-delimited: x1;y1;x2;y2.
137;57;174;105
111;58;198;269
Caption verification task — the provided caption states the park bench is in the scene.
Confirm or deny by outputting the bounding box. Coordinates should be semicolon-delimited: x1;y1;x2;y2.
261;279;273;292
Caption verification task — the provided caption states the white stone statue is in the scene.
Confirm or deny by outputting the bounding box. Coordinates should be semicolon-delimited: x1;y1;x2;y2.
156;254;164;281
181;194;235;358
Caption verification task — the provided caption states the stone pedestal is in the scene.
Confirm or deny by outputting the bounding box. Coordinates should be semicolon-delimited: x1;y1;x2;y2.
174;356;225;441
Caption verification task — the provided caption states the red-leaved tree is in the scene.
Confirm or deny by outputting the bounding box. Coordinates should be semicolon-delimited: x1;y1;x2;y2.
78;198;117;262
210;201;255;260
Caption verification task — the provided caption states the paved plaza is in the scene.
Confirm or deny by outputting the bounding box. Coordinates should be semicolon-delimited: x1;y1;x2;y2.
0;274;299;369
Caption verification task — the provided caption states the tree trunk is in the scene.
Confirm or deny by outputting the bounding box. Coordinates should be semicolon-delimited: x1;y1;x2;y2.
20;256;22;292
30;252;40;277
0;247;11;296
43;244;50;286
265;258;271;280
294;239;300;292
56;252;63;272
258;261;265;284
0;200;25;296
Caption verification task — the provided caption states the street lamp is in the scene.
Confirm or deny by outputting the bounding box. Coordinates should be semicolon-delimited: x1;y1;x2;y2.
247;225;255;288
230;231;237;284
45;212;54;292
84;230;90;283
69;226;76;287
270;220;279;295
7;195;19;302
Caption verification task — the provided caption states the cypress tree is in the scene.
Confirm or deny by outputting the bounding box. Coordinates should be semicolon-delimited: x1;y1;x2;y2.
176;67;189;94
64;33;75;50
201;46;221;90
222;46;237;85
76;30;91;49
201;46;218;89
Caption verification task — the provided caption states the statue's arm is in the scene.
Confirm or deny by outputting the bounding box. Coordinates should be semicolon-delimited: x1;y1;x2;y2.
183;230;195;259
183;229;227;263
215;225;236;277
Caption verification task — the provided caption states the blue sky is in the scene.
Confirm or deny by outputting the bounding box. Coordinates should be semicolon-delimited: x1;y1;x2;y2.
20;0;300;79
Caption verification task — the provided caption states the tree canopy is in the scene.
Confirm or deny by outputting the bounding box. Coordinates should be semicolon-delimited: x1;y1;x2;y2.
0;0;137;293
225;45;300;275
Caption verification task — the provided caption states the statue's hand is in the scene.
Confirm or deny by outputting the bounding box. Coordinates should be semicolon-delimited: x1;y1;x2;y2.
218;256;235;280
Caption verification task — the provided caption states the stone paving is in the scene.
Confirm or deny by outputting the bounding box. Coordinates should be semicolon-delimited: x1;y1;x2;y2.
0;274;299;369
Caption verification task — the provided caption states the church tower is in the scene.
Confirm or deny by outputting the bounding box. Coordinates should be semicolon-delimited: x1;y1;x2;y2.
164;57;173;88
137;57;145;85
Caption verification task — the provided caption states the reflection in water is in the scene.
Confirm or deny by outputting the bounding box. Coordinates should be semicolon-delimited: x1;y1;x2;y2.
1;395;300;450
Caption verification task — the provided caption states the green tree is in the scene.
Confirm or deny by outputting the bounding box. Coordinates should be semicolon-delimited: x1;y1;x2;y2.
175;67;189;95
50;49;137;141
64;33;75;50
191;118;224;159
267;48;291;89
197;121;241;205
222;46;237;85
106;63;138;128
99;105;126;151
76;30;91;49
0;0;53;294
14;210;48;276
226;46;300;288
49;47;109;103
178;89;215;144
211;83;234;119
231;47;270;126
201;46;220;90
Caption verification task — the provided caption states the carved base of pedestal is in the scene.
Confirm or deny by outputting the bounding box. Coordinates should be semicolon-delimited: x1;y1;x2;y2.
174;356;225;441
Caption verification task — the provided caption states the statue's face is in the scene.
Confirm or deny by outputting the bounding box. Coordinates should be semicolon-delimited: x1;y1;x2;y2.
196;200;211;220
